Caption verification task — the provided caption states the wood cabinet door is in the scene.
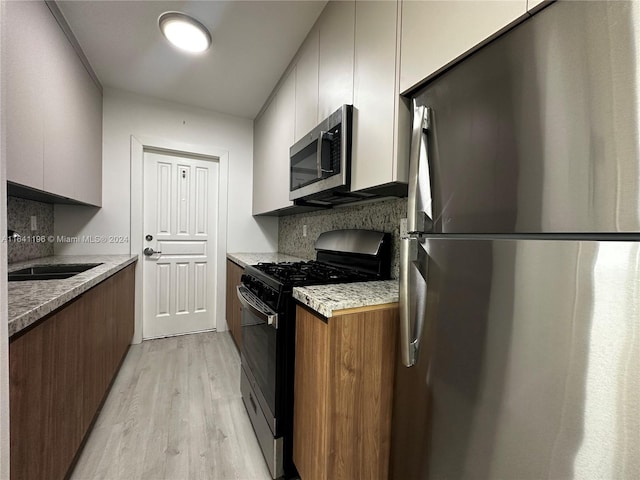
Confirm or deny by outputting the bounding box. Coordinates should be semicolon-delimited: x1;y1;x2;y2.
318;1;355;121
81;286;108;431
9;265;135;480
293;304;398;480
226;260;244;349
114;265;136;362
293;306;330;480
9;319;47;480
232;264;244;348
399;0;528;93
10;299;84;480
226;260;236;342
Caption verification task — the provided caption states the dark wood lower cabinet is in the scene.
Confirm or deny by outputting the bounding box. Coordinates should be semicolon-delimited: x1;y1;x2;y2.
293;303;399;480
9;263;136;480
226;259;244;350
9;300;84;480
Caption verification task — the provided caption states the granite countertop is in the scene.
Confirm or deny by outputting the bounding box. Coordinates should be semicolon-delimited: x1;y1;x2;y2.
293;280;399;318
8;255;138;337
227;252;307;269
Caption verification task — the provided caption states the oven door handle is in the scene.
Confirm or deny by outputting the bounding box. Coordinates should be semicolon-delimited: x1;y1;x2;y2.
236;285;279;329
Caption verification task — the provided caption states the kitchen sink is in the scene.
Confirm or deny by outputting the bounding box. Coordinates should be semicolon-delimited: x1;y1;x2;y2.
8;263;103;281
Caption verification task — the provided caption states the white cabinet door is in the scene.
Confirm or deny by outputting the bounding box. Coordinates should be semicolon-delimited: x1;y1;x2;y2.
72;68;102;206
272;68;296;212
528;0;549;12
42;7;82;202
352;0;402;192
5;1;47;190
42;5;102;206
5;1;102;206
253;68;296;215
318;1;355;120
400;0;528;93
294;26;319;142
253;97;276;215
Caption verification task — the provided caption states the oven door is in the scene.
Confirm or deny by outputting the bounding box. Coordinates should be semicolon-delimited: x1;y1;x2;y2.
237;284;279;432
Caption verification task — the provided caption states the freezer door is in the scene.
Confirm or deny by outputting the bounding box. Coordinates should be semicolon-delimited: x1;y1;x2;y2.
413;0;640;234
391;238;640;479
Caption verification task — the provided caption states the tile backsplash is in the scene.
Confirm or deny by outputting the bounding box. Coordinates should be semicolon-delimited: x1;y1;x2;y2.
7;196;54;263
279;197;407;279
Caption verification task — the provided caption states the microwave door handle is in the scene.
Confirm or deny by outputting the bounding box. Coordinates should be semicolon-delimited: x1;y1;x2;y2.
320;131;335;173
316;131;324;178
408;100;434;234
317;131;335;176
399;237;429;367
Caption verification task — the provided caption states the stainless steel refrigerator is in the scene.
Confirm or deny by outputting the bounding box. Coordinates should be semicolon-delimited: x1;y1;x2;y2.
393;2;640;479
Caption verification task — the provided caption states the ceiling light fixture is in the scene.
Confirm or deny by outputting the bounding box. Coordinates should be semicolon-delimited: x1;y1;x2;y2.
158;12;211;54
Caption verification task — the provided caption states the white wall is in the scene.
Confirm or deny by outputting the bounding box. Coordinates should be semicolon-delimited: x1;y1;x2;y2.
54;88;278;254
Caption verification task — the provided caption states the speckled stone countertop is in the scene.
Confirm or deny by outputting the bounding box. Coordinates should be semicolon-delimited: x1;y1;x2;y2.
8;255;138;337
293;280;399;318
227;252;308;269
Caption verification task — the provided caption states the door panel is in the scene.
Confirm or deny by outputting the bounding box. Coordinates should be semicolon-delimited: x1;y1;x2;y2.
143;151;218;339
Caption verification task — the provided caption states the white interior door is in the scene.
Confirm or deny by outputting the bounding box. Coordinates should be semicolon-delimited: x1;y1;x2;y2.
142;150;218;339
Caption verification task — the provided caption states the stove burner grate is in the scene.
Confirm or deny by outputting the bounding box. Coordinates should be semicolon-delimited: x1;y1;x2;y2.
254;261;373;285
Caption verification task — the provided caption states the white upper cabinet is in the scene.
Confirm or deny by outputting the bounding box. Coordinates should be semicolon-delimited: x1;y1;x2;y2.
5;1;102;206
272;68;296;212
295;27;319;142
253;68;296;215
5;1;48;191
42;5;102;206
352;0;409;192
252;0;538;214
317;1;355;120
528;0;549;13
400;0;528;93
253;97;277;215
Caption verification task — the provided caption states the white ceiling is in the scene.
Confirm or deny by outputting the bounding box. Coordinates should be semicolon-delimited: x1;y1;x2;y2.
57;0;327;119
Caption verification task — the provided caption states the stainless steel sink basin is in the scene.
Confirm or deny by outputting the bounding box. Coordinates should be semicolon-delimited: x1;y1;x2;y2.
8;263;103;281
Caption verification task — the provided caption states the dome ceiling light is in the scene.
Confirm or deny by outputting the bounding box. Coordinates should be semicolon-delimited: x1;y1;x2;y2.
158;12;211;54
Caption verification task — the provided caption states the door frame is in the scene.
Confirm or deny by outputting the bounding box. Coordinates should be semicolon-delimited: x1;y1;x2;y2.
130;135;229;344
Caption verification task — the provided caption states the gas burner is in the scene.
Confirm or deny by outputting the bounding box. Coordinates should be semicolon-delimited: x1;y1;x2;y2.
254;260;373;286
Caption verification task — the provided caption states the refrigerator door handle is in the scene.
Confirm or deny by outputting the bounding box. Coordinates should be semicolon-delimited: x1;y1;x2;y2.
399;236;428;367
407;100;433;234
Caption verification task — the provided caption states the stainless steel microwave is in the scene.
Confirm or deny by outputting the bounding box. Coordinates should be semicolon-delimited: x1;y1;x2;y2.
289;104;353;202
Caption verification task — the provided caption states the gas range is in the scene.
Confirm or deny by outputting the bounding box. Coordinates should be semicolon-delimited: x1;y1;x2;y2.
237;229;391;479
254;260;375;285
241;260;382;313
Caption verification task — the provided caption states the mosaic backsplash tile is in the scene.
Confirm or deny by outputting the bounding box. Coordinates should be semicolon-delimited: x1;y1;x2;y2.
7;196;54;263
279;197;407;279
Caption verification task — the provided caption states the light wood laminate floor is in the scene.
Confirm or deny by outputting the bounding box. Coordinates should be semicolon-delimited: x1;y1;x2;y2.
70;332;271;480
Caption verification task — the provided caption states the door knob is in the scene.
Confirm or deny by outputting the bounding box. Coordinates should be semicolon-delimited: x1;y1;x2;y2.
143;247;162;257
